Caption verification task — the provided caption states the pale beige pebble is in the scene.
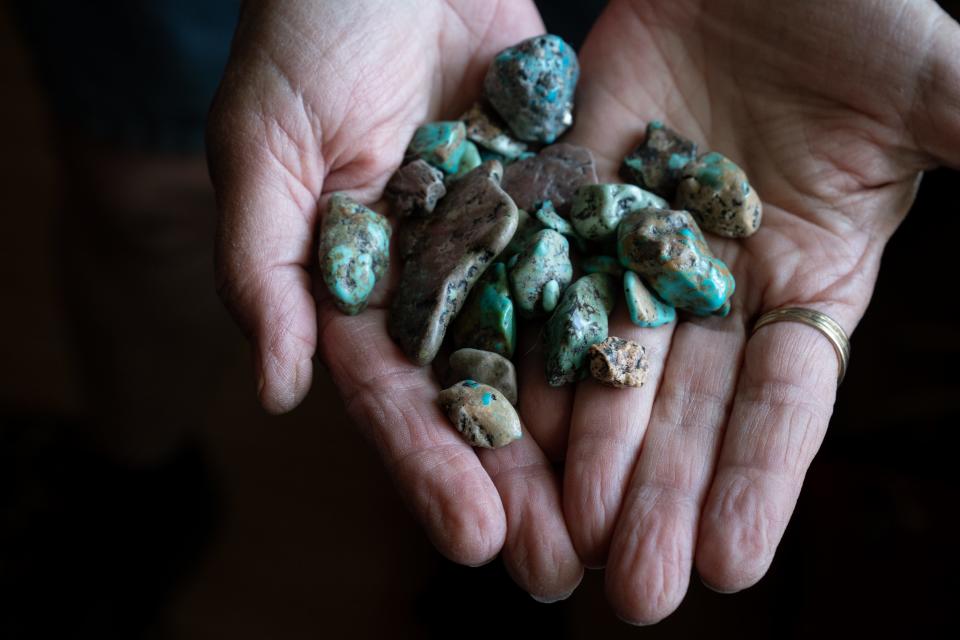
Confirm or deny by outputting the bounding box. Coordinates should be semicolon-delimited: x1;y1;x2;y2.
588;336;650;388
447;348;518;405
438;380;523;449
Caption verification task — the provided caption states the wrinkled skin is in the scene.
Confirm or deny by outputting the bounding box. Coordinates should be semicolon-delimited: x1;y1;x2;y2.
208;0;960;620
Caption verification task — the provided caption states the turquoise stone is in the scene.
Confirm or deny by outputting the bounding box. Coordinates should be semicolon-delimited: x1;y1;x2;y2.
508;229;573;318
483;35;580;143
407;121;468;174
438;380;522;448
569;183;668;241
621;120;698;198
543;273;615;386
501;208;544;259
451;262;516;358
461;102;528;159
450;141;482;181
581;255;624;278
617;208;735;315
532;200;587;252
624;270;676;327
542;279;561;313
318;193;391;315
676;152;763;238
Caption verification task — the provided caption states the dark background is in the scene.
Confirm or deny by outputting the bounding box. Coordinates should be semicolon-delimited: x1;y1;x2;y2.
1;0;957;638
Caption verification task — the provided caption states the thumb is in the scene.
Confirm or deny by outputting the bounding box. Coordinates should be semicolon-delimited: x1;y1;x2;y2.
913;8;960;169
208;88;324;414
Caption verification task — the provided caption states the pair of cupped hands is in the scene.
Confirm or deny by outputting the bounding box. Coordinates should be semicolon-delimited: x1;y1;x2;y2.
208;0;959;623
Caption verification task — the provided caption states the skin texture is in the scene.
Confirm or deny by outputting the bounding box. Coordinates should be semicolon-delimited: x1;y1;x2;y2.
208;0;960;621
208;0;582;602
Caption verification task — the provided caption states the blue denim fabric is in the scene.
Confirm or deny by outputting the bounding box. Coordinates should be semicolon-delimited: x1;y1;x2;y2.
11;0;240;152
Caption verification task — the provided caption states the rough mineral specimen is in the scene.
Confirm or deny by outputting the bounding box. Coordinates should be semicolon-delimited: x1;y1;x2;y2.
483;35;580;144
581;255;624;278
617;208;735;315
621;121;698;198
461;102;528;159
318;193;391;315
406;121;468;174
531;200;586;252
447;348;518;405
500;207;544;259
570;183;668;241
543;273;615;386
438;380;523;448
623;270;676;327
508;229;574;317
675;152;762;238
588;337;650;388
450;141;482;181
389;161;518;365
451;262;516;359
385;159;446;217
501;143;598;216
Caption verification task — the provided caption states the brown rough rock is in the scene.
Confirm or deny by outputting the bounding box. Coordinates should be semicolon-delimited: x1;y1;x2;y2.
501;143;597;216
588;336;649;388
389;161;518;366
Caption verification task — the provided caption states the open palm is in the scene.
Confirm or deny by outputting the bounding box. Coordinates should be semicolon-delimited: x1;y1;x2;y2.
208;0;585;601
541;0;960;623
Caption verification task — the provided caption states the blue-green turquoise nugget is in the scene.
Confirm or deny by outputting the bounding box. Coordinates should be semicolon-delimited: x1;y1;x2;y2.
543;273;616;386
508;229;573;317
407;121;468;174
501;208;544;259
532;200;587;252
624;270;676;327
451;262;516;358
483;35;580;144
621;121;698;198
581;255;624;278
570;183;668;241
450;141;482;181
617;208;734;315
318;193;391;315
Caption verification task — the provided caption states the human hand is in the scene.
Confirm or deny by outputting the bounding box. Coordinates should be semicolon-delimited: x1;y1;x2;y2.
207;0;585;600
550;0;960;623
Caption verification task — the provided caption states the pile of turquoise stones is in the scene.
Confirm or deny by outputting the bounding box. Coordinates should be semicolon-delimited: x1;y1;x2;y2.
318;35;762;450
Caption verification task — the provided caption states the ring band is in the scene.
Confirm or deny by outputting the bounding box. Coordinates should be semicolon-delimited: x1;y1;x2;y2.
752;307;851;384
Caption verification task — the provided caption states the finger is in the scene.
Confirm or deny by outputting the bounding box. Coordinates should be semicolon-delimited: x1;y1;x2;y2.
209;85;326;414
695;310;847;592
913;8;960;168
317;305;507;566
477;428;584;601
605;315;747;625
563;302;674;568
515;322;575;462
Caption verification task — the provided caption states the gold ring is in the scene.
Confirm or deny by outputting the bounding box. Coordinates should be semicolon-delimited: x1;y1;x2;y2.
751;307;850;384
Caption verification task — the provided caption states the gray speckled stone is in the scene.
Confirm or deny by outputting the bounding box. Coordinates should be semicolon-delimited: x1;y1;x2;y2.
501;144;598;217
385;159;446;217
448;348;518;405
508;229;574;318
543;273;616;386
438;380;522;449
675;152;762;238
589;336;649;388
569;183;668;241
389;161;518;366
